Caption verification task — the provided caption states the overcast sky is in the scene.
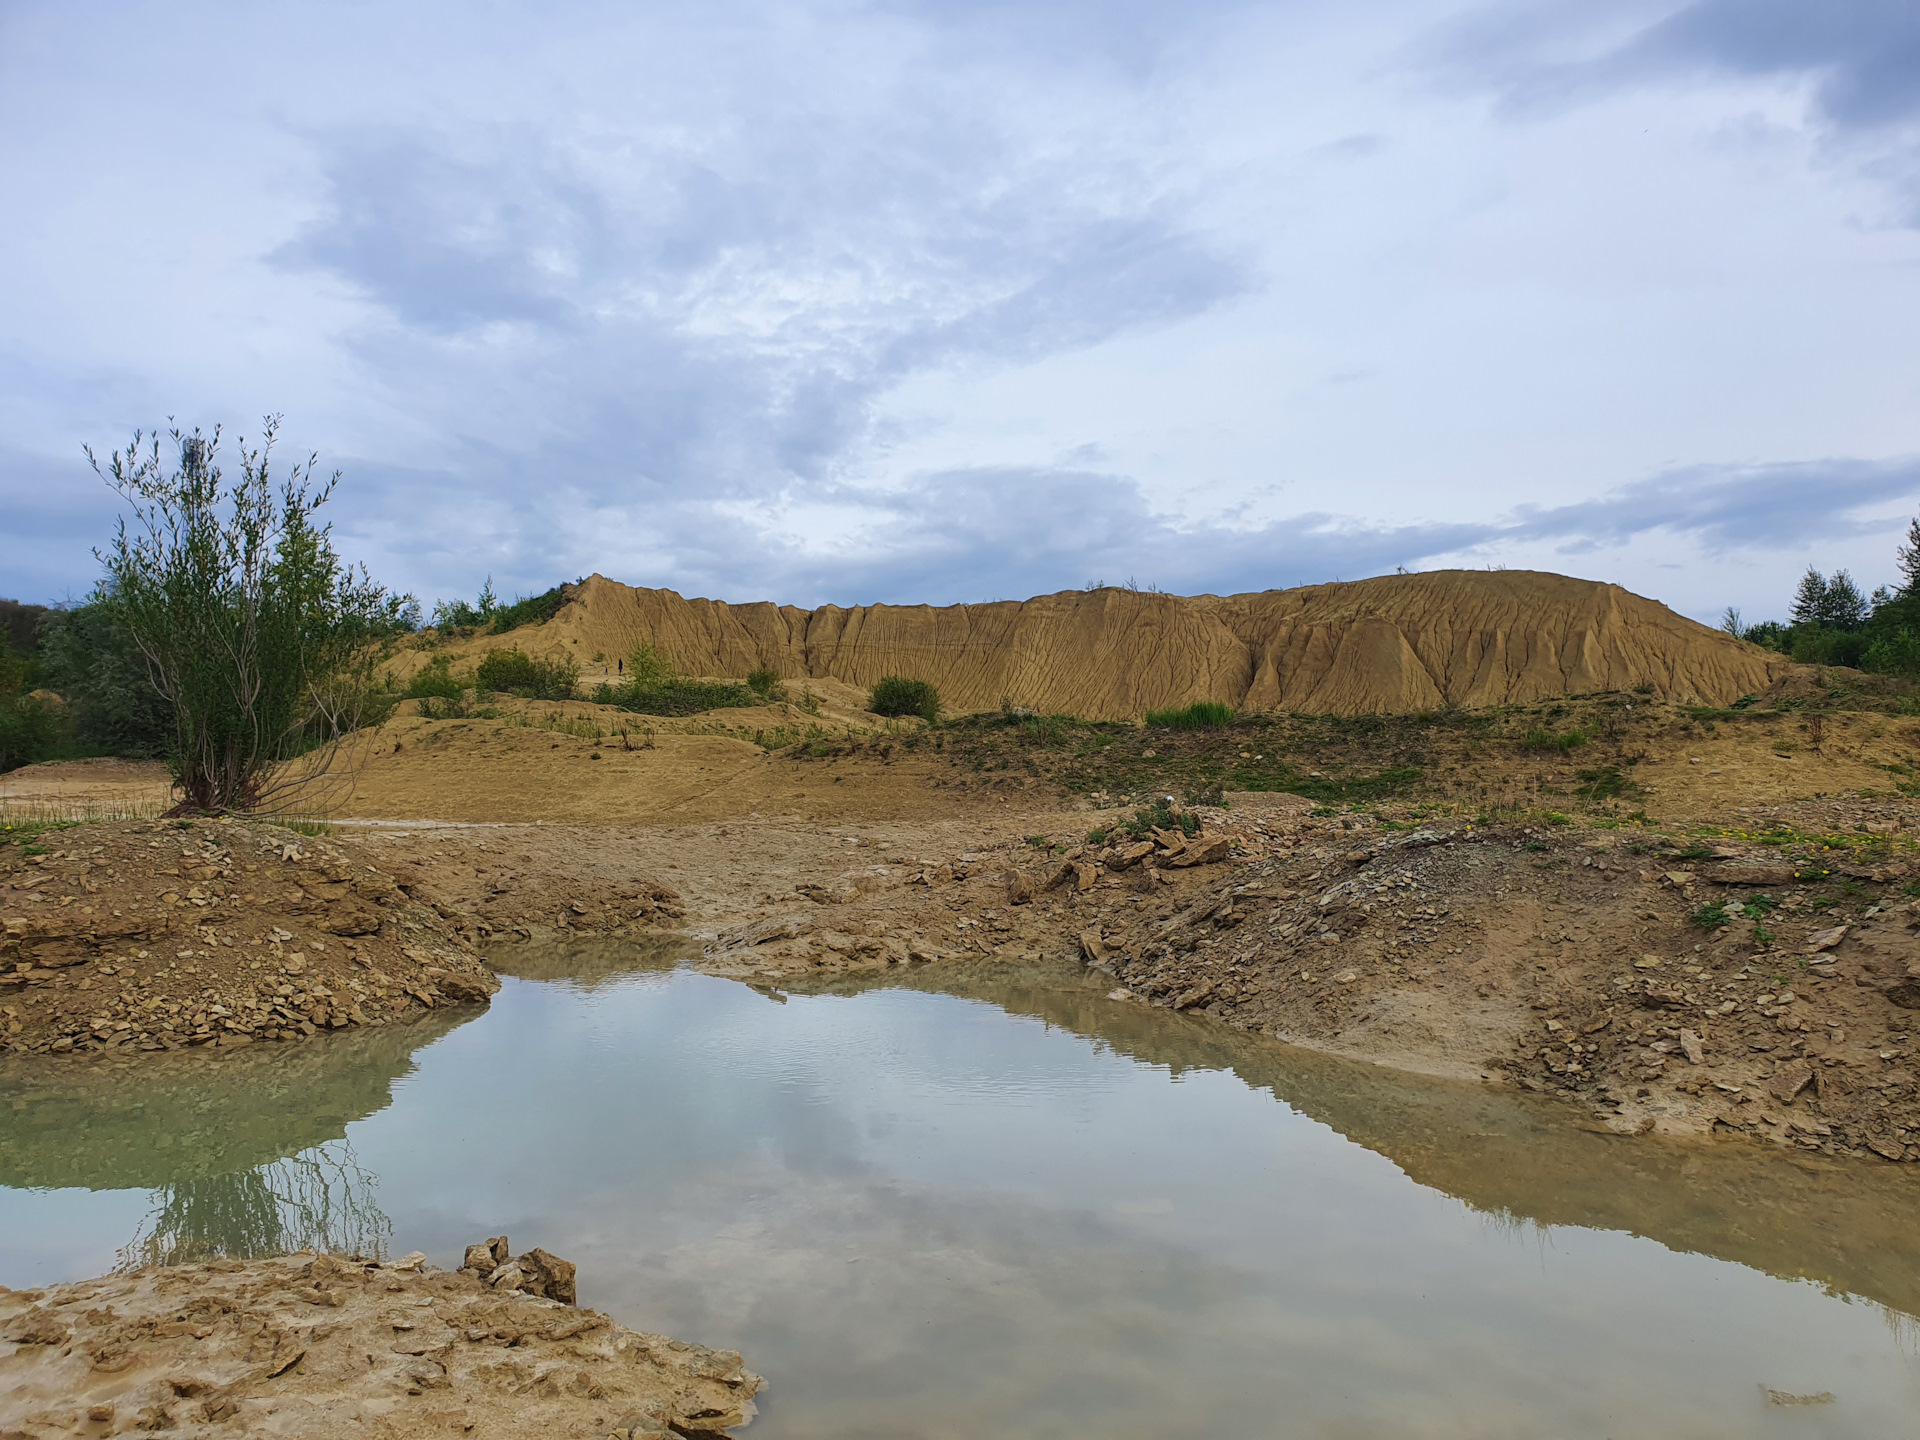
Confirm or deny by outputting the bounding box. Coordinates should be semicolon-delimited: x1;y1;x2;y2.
4;0;1918;623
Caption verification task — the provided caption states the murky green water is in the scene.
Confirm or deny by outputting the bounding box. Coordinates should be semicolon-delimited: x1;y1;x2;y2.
4;944;1918;1438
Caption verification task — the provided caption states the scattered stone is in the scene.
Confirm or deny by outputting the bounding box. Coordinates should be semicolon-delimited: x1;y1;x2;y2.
1165;837;1232;869
1768;1061;1814;1104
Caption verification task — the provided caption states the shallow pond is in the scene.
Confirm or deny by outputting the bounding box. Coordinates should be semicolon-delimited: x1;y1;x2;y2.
4;945;1919;1438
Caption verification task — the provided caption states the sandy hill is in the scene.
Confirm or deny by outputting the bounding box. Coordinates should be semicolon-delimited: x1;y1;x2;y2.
401;570;1786;719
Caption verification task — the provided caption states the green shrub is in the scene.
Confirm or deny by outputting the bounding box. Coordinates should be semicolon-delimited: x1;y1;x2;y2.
626;643;676;685
475;649;579;700
488;584;569;632
91;418;411;812
1521;727;1590;751
404;655;467;701
1143;701;1234;729
1574;766;1637;802
746;668;785;700
1689;901;1731;929
1281;767;1422;804
0;691;65;772
592;678;752;716
870;676;940;721
34;603;172;758
1118;796;1200;839
1864;628;1920;676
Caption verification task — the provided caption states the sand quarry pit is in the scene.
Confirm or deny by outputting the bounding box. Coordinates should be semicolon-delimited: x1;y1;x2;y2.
8;572;1920;1433
10;675;1920;1166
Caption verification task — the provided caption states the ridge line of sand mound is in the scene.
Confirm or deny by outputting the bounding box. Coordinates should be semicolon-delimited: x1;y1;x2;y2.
391;569;1786;720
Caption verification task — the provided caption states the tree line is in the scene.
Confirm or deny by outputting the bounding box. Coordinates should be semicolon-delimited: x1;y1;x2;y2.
1727;518;1920;675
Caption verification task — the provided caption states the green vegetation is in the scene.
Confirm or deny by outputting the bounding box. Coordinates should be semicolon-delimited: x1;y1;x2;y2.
1521;727;1590;751
431;578;569;634
0;633;62;771
746;668;785;701
1144;701;1234;729
35;603;172;757
588;642;753;715
1573;766;1637;803
593;677;753;716
1116;796;1200;840
0;600;173;772
1729;522;1920;679
474;648;580;700
869;675;940;721
89;418;413;812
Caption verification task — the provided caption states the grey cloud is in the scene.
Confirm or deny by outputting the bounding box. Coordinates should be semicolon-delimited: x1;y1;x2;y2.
1437;0;1920;134
1625;0;1920;130
279;116;1246;509
452;452;1917;613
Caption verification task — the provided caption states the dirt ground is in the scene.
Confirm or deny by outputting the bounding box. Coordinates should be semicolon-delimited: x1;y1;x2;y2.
0;818;500;1058
0;1246;758;1440
7;685;1920;1434
8;688;1920;1171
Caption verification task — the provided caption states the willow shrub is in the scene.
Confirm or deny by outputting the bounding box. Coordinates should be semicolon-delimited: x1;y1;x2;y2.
91;418;412;813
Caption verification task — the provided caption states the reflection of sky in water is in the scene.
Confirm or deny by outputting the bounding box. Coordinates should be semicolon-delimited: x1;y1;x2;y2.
5;969;1920;1437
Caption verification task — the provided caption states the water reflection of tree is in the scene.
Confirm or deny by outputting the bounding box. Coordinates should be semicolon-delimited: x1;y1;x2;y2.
116;1141;390;1271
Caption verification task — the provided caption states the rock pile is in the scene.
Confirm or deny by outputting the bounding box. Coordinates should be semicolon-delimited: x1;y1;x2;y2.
1082;802;1920;1162
459;1234;577;1305
1;818;499;1058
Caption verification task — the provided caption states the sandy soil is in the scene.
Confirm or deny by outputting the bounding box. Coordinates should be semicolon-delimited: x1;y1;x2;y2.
0;1246;758;1439
7;689;1920;1170
0;759;173;822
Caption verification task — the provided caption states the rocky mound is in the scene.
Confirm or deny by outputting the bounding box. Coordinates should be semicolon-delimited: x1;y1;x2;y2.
399;570;1784;719
1;819;499;1058
0;1246;760;1439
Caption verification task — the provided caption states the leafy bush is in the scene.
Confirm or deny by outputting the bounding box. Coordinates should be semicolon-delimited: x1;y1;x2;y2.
1689;901;1731;929
405;654;467;702
34;604;171;758
402;655;471;717
592;678;752;716
615;643;671;685
1788;625;1870;668
870;675;940;721
746;668;786;701
1863;628;1920;676
488;584;569;632
474;649;579;700
1143;701;1234;729
90;418;411;812
0;647;65;772
0;600;47;657
1280;767;1423;803
432;578;568;634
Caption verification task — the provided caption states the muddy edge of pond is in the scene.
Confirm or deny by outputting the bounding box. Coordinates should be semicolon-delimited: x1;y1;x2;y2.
382;794;1920;1170
0;1247;760;1439
10;791;1920;1172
